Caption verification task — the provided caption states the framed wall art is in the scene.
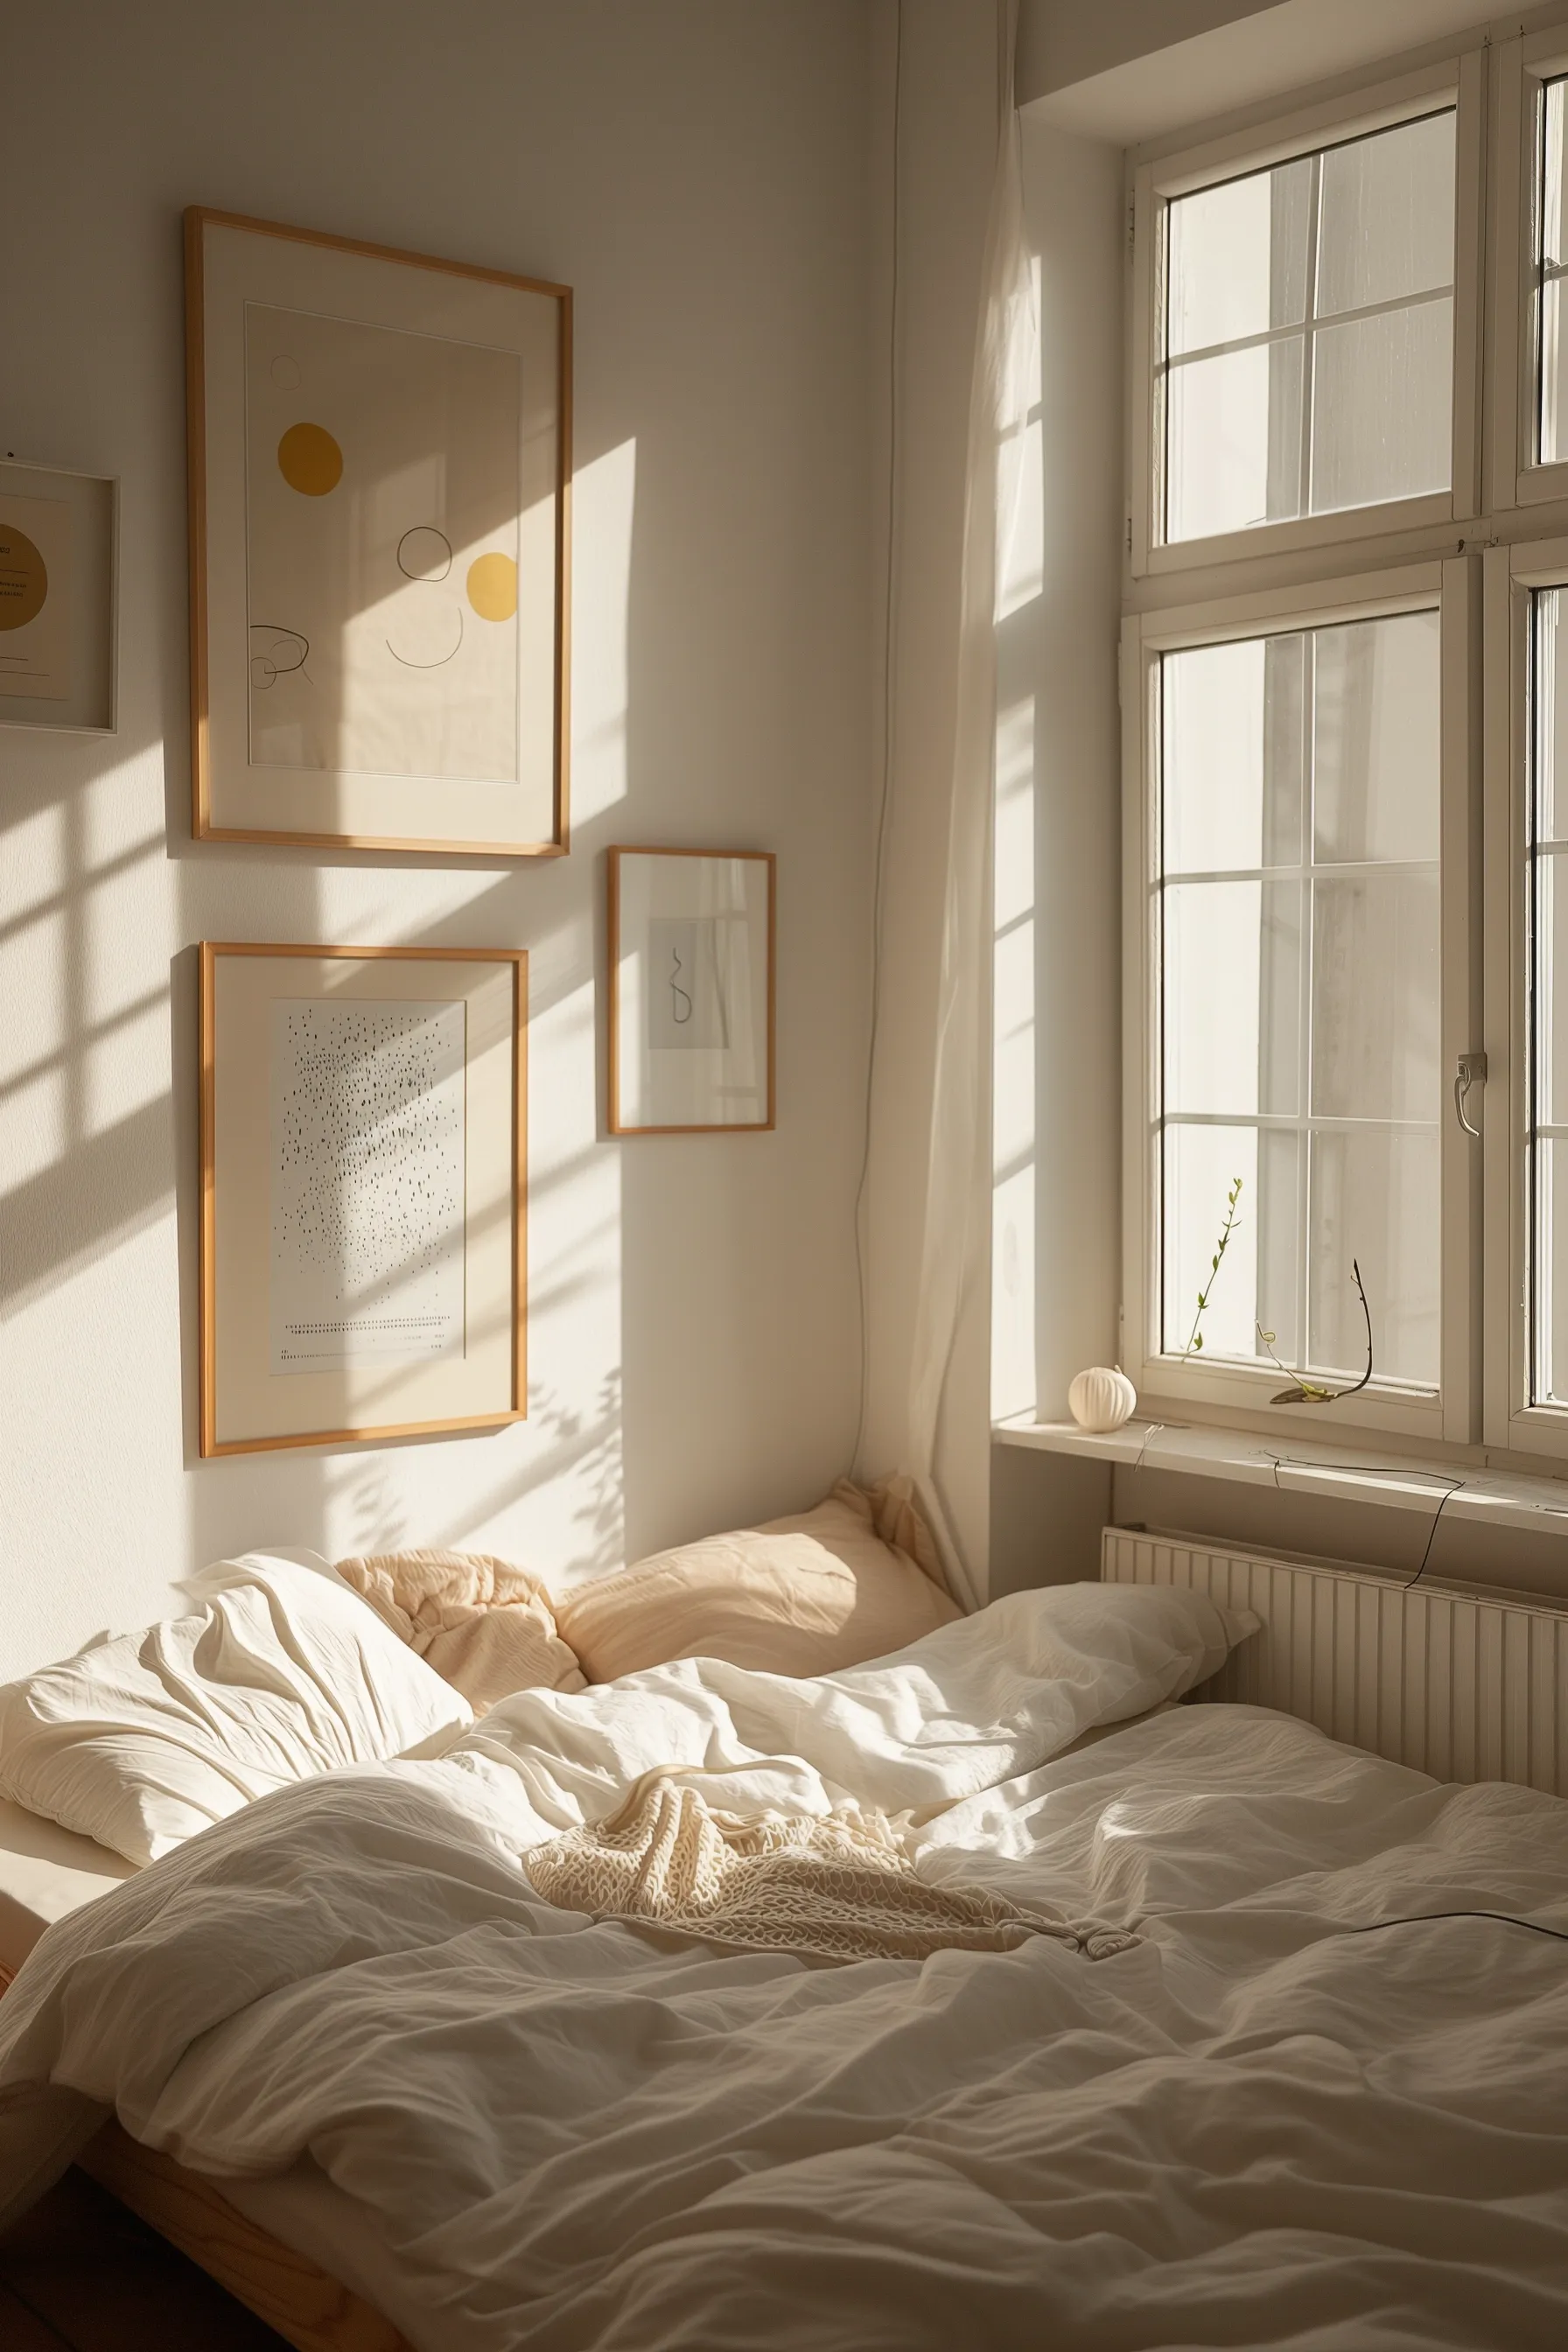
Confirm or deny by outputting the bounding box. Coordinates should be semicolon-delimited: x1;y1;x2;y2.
186;207;570;855
608;847;775;1134
200;942;526;1456
0;458;117;733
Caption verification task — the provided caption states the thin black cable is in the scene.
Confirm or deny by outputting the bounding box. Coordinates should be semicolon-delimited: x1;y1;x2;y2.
852;0;902;1475
1252;1450;1465;1595
1123;1905;1568;1949
1404;1475;1466;1590
1341;1909;1568;1946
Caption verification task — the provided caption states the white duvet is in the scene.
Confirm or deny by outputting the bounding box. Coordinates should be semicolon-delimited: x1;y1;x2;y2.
1;1582;1566;2351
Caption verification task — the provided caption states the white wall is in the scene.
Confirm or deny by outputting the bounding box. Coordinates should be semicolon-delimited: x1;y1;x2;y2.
989;115;1127;1594
0;0;872;1679
1018;0;1277;105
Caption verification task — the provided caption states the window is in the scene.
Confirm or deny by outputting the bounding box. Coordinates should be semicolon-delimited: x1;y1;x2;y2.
1118;35;1530;1457
1538;80;1568;465
1111;26;1568;1466
1158;604;1443;1394
1160;112;1457;545
1530;584;1568;1403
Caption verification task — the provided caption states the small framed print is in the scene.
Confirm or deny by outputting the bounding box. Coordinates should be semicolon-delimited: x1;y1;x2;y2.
186;206;570;855
608;848;775;1134
0;458;117;733
200;942;526;1456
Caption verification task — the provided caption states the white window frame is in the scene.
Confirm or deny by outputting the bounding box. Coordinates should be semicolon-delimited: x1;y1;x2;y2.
1121;561;1480;1449
1481;535;1568;1462
1489;29;1568;514
1128;51;1485;581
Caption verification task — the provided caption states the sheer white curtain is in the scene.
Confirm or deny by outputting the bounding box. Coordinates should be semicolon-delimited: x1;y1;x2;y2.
900;1;1038;1609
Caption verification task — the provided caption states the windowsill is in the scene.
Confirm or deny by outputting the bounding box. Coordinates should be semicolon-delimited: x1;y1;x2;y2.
992;1411;1568;1537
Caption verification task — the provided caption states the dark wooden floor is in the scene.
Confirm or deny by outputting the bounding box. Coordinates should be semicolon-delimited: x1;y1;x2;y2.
0;2168;292;2350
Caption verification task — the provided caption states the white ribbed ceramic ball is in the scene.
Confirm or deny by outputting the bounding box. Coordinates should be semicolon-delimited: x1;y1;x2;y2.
1068;1365;1137;1434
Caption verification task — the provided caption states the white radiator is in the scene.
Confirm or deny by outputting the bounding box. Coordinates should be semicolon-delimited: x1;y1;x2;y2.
1102;1527;1568;1796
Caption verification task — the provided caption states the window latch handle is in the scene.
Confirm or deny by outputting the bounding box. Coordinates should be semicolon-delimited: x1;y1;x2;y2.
1454;1052;1488;1141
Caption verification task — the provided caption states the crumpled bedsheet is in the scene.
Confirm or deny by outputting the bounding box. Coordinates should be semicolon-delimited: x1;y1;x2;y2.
0;1595;1564;2351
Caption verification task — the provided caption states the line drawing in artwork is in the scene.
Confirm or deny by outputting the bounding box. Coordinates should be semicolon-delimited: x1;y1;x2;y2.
668;947;693;1028
648;917;730;1051
387;607;464;668
397;526;453;581
244;303;521;781
270;998;466;1374
249;623;311;692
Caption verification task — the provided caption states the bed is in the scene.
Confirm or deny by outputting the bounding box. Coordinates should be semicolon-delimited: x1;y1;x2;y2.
0;1562;1564;2351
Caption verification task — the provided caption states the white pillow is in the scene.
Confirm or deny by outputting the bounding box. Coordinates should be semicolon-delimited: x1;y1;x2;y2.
0;1553;472;1865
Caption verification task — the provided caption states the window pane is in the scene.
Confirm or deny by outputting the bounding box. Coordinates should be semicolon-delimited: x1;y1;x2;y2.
1533;1139;1568;1404
1163;1124;1298;1363
1309;1128;1440;1385
1540;81;1568;466
1161;109;1455;543
1166;340;1304;541
1315;113;1455;315
1159;607;1443;1395
1532;586;1568;1404
1535;587;1568;844
1166;881;1301;1116
1167;160;1310;355
1312;611;1442;864
1311;871;1441;1123
1535;855;1568;1128
1309;298;1452;514
1163;635;1304;873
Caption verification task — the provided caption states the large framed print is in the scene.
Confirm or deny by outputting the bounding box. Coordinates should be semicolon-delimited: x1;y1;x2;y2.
0;458;117;733
200;943;526;1456
186;207;570;855
608;847;775;1133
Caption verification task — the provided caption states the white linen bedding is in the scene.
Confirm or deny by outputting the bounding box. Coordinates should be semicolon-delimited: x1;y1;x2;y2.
0;1551;472;1863
0;1586;1564;2351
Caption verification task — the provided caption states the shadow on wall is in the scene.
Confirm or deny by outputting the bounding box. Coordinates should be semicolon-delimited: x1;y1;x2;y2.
0;427;642;1624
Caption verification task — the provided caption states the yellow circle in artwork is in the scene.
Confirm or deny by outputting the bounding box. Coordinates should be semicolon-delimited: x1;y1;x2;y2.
0;526;47;629
276;421;343;497
466;551;518;622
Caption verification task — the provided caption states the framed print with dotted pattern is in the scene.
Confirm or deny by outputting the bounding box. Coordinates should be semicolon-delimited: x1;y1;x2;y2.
200;942;526;1456
186;209;570;854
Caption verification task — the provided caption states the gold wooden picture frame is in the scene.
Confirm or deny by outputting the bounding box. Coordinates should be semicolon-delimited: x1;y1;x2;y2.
0;457;119;733
607;847;776;1134
186;206;571;857
200;942;527;1458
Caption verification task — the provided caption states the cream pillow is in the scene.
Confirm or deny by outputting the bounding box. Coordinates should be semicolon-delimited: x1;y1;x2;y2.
0;1554;472;1866
556;1480;961;1684
334;1548;585;1712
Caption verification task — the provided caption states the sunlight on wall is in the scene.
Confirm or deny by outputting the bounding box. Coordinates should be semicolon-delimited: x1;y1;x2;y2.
991;695;1037;1421
570;439;637;824
0;760;173;1271
1;803;70;1194
994;261;1044;624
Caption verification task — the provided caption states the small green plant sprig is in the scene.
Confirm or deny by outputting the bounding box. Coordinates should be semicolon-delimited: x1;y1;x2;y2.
1184;1174;1242;1357
1257;1256;1375;1404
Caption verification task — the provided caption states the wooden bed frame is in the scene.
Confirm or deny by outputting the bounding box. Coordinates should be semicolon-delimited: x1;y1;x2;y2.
0;1962;411;2352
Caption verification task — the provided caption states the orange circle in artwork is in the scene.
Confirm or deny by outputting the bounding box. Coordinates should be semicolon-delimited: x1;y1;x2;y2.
0;526;47;629
466;551;518;622
276;422;343;497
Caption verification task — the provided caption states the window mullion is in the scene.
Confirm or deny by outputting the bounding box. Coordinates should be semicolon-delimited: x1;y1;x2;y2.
1298;154;1322;530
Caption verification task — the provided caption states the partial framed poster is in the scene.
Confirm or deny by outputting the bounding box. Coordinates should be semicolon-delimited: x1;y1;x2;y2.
608;847;775;1133
186;207;570;854
200;942;526;1456
0;458;117;733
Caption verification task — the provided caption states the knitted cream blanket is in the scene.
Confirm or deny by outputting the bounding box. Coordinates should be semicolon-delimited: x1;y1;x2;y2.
524;1773;1138;1964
